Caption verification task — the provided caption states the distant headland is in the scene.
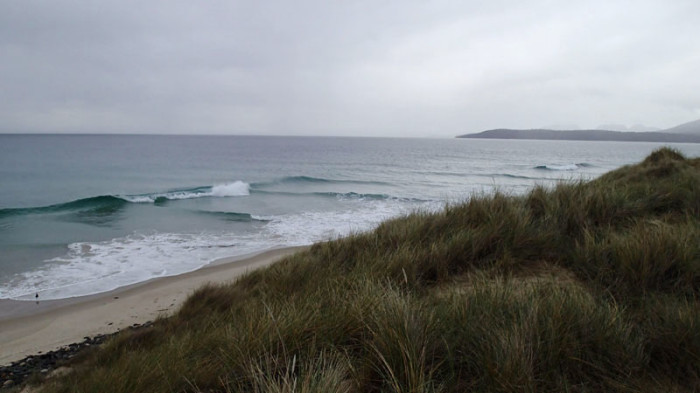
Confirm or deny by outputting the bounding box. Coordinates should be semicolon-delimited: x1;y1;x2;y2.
458;119;700;143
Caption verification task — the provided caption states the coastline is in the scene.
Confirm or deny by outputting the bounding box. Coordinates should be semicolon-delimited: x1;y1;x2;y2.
0;246;305;366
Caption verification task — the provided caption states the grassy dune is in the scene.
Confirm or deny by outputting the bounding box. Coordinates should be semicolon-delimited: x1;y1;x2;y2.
40;148;699;392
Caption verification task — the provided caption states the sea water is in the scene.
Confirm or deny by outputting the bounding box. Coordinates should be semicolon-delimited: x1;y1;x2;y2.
1;135;699;300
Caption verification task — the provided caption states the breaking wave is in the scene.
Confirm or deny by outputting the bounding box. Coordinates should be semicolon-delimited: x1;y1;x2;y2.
0;182;251;219
534;163;593;171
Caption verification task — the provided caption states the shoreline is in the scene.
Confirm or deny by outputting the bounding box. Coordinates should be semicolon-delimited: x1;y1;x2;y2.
0;246;305;366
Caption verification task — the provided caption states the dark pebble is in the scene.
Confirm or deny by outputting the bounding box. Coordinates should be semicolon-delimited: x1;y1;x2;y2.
0;321;153;389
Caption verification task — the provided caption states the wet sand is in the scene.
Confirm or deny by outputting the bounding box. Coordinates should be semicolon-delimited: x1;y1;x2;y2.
0;247;304;365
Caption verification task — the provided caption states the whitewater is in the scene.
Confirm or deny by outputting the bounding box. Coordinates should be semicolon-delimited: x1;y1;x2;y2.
2;135;699;301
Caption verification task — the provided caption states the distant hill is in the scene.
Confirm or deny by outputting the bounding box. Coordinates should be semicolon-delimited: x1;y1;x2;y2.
457;128;700;143
595;124;661;132
663;119;700;135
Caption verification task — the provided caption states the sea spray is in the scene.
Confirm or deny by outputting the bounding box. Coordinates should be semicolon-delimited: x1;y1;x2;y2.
1;197;439;300
124;181;250;203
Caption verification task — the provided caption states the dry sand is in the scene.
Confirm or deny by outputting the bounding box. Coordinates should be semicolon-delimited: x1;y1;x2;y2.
0;247;304;365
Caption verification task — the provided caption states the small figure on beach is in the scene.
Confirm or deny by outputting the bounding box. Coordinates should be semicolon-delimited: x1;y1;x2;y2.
36;292;39;304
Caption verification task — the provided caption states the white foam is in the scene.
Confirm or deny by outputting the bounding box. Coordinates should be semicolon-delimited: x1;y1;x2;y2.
1;232;270;300
260;199;438;244
122;195;158;203
122;181;250;203
210;181;250;197
0;198;440;301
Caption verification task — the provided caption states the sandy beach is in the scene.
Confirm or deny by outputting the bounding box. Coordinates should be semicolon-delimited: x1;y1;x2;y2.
0;247;304;366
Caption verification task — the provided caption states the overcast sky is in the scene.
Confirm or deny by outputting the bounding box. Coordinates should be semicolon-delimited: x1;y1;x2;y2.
1;0;699;137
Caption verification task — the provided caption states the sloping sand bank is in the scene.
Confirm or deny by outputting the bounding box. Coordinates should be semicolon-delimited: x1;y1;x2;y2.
0;247;303;365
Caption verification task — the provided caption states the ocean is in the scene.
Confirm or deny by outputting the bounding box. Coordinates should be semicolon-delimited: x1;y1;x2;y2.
1;134;699;301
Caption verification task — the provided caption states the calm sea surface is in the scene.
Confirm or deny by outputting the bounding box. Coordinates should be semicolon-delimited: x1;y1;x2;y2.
1;135;699;300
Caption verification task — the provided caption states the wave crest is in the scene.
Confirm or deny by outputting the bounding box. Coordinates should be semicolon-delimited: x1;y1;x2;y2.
211;182;250;197
0;182;251;219
252;176;391;188
0;195;128;219
123;181;250;203
535;164;588;171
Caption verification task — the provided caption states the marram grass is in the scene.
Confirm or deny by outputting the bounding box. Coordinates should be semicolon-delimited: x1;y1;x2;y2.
38;148;699;393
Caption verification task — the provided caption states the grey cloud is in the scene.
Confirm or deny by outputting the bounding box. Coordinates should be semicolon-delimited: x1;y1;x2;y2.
1;0;699;136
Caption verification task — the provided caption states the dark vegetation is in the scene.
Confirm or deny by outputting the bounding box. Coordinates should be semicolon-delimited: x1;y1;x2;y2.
0;323;153;389
37;148;699;392
457;129;700;143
